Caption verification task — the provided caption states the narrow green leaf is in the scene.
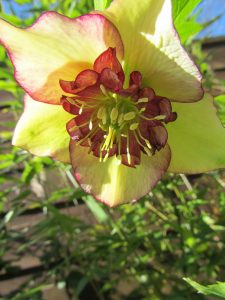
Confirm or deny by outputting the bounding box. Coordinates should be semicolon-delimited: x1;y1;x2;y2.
184;278;225;299
4;210;14;223
172;0;203;43
85;196;108;223
172;0;202;22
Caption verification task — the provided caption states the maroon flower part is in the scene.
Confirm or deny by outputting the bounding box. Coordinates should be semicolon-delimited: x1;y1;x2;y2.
60;48;177;168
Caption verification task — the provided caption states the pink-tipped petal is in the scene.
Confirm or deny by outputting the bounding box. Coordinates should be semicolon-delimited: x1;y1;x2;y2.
0;12;123;104
70;142;171;207
12;94;72;162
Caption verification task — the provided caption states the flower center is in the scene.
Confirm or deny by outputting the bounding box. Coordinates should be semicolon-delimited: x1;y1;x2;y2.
60;47;177;167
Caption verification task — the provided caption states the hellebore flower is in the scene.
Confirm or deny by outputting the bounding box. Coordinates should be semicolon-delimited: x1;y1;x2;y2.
0;0;225;207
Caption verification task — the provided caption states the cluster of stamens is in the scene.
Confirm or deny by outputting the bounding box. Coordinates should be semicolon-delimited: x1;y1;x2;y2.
60;47;177;168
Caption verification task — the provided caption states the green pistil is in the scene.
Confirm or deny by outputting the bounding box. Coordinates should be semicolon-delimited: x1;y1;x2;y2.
95;92;140;157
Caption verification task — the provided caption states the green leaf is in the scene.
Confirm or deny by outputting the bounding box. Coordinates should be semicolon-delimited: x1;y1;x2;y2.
94;0;111;10
85;196;108;223
172;0;202;21
172;0;203;43
4;210;14;223
184;278;225;299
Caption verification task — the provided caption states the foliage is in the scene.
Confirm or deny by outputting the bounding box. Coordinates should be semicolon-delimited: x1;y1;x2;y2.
172;0;203;44
94;0;111;10
184;278;225;298
0;0;225;299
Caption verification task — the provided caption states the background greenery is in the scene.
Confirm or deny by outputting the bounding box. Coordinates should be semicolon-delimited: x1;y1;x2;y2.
0;0;225;299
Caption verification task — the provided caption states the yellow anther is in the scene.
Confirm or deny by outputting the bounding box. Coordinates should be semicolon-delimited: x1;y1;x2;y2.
130;123;139;130
155;115;166;120
110;107;119;122
127;148;131;165
124;111;136;121
79;104;84;115
144;147;152;156
89;120;93;130
97;106;105;119
137;97;148;104
144;139;152;149
139;108;146;113
100;84;108;96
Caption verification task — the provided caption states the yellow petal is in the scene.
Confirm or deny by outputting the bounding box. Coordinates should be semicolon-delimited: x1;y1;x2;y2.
102;0;203;102
13;94;72;162
0;12;123;104
167;94;225;173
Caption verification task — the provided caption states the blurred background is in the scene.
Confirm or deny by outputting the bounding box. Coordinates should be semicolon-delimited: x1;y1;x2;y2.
0;0;225;299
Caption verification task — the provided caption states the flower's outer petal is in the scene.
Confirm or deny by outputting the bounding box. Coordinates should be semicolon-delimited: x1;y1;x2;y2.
0;12;123;104
102;0;203;102
70;142;171;207
12;94;72;162
167;94;225;173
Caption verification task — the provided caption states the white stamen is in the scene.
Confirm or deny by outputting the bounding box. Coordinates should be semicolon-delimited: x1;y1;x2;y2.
89;120;93;130
145;139;152;149
127;147;131;165
137;97;148;104
79;105;84;115
144;147;152;156
155;115;166;120
103;151;109;162
100;84;108;96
